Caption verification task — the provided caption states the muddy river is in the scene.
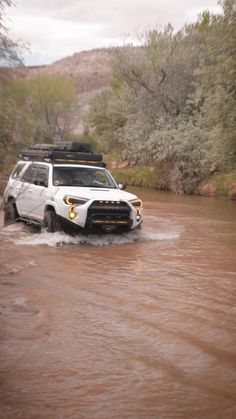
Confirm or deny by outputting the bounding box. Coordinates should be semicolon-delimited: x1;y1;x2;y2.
0;188;236;419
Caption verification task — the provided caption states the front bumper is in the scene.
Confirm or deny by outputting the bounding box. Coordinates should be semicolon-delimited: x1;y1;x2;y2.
85;200;132;230
58;199;142;233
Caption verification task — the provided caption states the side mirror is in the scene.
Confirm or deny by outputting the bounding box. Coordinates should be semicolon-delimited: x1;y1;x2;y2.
118;183;126;190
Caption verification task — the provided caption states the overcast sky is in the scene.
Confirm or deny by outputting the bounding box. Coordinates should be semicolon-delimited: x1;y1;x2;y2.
7;0;221;66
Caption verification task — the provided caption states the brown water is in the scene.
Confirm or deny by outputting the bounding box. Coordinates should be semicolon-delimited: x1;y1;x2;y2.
0;188;236;419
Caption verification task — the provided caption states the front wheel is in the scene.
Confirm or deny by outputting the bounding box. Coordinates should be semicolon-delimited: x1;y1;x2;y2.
44;210;63;233
4;200;19;226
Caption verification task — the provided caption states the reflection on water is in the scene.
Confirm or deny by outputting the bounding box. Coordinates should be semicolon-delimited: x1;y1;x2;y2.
0;188;236;419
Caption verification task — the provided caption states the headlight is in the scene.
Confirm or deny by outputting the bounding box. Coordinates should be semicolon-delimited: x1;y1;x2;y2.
129;198;143;222
63;195;88;206
129;198;143;208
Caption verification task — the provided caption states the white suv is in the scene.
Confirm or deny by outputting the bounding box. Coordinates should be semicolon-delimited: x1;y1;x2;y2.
3;143;143;234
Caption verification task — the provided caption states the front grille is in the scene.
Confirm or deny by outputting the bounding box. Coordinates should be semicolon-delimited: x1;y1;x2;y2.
86;200;131;227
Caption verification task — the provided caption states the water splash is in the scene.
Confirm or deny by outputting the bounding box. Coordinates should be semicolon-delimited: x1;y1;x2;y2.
141;229;180;242
1;219;179;247
12;227;179;247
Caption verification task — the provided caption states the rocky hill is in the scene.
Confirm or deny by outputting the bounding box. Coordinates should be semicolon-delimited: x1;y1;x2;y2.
10;47;119;134
25;48;116;111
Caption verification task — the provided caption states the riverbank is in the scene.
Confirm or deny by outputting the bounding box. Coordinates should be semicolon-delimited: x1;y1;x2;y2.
111;166;236;199
1;164;236;200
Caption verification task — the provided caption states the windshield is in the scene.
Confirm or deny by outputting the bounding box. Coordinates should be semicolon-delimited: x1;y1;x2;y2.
53;166;117;188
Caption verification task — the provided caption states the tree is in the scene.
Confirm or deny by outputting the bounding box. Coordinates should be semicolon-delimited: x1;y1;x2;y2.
86;1;236;193
0;76;34;173
193;0;236;165
112;25;198;120
0;0;24;68
0;74;78;173
0;0;26;177
26;74;78;142
86;88;126;151
88;25;205;164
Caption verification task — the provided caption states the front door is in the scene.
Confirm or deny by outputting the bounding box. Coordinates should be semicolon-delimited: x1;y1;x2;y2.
16;164;49;221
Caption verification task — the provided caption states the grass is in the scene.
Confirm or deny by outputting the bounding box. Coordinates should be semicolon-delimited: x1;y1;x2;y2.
197;172;236;198
111;166;160;188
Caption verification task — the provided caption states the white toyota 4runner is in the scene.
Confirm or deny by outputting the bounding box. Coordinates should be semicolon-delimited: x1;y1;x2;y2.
3;142;143;234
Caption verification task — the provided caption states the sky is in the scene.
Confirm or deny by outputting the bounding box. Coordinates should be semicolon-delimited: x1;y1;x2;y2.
6;0;222;66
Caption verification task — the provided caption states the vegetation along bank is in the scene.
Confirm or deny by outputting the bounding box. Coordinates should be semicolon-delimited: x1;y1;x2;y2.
110;165;236;199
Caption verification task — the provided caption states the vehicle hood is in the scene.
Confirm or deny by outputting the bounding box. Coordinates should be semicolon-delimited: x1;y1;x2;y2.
54;187;138;202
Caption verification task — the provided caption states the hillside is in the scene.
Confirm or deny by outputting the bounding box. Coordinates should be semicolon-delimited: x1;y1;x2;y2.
25;48;116;110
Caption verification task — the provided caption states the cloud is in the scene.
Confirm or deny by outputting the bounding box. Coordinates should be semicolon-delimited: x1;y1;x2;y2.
8;14;127;65
7;0;221;65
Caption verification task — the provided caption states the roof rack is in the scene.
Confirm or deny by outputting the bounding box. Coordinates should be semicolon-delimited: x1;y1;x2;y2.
20;142;106;167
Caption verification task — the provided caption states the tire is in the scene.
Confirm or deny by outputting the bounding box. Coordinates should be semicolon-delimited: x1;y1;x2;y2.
4;199;19;226
44;210;62;233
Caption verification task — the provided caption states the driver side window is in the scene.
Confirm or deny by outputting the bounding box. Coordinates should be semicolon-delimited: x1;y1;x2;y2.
21;165;37;183
22;165;49;187
34;166;49;187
